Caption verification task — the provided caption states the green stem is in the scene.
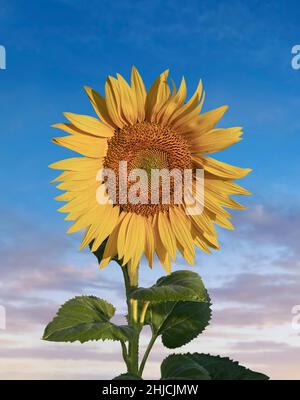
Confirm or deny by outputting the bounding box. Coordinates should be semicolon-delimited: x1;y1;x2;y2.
120;340;129;370
138;334;157;376
128;326;140;375
121;264;140;376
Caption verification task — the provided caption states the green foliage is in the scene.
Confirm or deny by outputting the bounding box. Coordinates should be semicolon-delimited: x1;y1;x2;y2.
130;270;207;302
161;353;269;380
42;267;269;380
43;296;134;343
146;297;211;348
113;373;142;380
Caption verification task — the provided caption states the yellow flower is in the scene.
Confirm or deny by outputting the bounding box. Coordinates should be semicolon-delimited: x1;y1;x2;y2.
50;68;251;272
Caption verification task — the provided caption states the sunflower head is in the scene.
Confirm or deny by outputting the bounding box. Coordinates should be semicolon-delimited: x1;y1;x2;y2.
50;67;251;273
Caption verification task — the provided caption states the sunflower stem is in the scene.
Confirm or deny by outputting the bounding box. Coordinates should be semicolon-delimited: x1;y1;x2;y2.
138;333;157;376
140;301;150;324
122;264;141;376
120;340;130;369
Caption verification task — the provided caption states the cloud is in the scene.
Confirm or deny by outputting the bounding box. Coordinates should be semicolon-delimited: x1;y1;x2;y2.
230;340;291;351
236;204;300;256
0;211;71;274
0;211;124;295
212;272;299;304
0;211;127;342
1;200;300;378
0;344;122;361
229;345;300;380
210;271;300;327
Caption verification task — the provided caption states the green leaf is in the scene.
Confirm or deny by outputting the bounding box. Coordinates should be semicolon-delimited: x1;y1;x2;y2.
90;240;106;264
190;353;269;380
161;354;269;380
113;373;142;380
43;296;133;343
161;354;211;380
90;239;121;266
130;270;207;303
143;271;211;348
146;297;211;348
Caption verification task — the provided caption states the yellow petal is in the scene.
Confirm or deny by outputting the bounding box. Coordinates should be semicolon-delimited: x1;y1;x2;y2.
65;211;82;221
191;225;212;254
186;105;228;136
204;210;229;242
117;212;132;259
203;230;219;249
168;79;203;127
193;155;252;180
52;123;85;135
80;224;100;251
56;180;97;192
145;70;170;122
204;194;231;218
52;135;107;158
52;168;99;184
99;213;126;268
169;207;195;265
153;215;171;273
221;181;251;196
55;192;76;202
58;190;97;214
68;180;102;194
91;205;120;252
131;67;146;122
63;112;114;138
172;91;205;131
49;157;101;172
67;204;107;233
194;237;211;254
205;185;246;210
215;215;234;230
105;76;125;128
122;214;145;268
116;73;138;125
84;86;117;129
51;171;70;183
189;209;217;238
158;212;176;260
205;177;250;198
158;77;187;126
190;127;243;154
144;217;155;268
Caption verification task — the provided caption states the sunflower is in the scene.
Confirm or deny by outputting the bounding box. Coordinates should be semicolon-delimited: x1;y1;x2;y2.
50;68;251;273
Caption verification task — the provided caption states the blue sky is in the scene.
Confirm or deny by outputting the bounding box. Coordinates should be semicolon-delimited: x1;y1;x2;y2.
1;0;300;379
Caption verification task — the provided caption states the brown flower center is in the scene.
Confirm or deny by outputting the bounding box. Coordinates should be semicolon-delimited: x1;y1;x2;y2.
103;122;191;216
